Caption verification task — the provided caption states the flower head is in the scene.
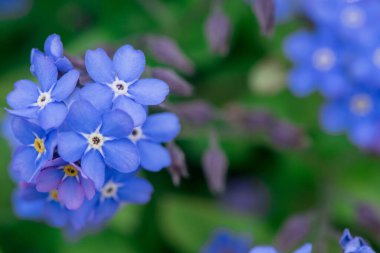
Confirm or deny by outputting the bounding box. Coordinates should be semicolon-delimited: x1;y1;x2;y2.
340;229;375;253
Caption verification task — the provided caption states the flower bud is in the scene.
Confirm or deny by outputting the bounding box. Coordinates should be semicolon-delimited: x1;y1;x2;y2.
151;67;193;96
172;100;215;126
167;142;189;187
269;121;309;150
251;0;275;36
144;35;195;75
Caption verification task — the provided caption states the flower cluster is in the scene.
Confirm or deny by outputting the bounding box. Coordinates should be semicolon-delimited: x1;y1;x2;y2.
6;34;180;234
284;0;380;150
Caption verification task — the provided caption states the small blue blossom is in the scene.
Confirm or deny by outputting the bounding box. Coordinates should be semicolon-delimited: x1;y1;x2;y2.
80;45;169;126
31;34;74;74
284;29;349;98
319;86;380;148
7;53;79;129
57;100;140;189
35;158;96;210
202;230;252;253
129;112;181;172
10;117;57;182
249;243;312;253
340;229;375;253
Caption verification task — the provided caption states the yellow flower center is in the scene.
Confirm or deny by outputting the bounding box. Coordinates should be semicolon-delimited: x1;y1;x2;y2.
34;138;45;154
64;165;79;177
49;190;59;201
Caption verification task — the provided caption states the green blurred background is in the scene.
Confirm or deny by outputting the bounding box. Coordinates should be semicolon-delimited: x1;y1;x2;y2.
1;0;380;252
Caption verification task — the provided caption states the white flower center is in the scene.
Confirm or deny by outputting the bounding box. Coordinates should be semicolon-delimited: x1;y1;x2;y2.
129;127;143;143
350;94;373;116
111;79;129;96
341;6;365;28
372;48;380;68
312;48;336;71
37;92;52;109
101;181;121;200
87;132;105;150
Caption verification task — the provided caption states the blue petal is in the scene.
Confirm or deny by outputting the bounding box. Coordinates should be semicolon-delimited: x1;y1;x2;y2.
36;168;62;192
142;112;180;142
319;102;347;134
58;131;87;162
7;80;39;109
128;78;169;105
319;72;350;98
138;140;171;172
93;199;119;225
79;82;113;111
38;102;68;130
349;123;377;149
118;176;153;203
6;107;39;119
13;189;44;220
340;229;352;248
293;244;312;253
51;69;79;101
44;34;63;58
58;177;85;210
69;196;96;230
32;53;58;92
55;57;74;73
66;100;102;134
113;45;146;82
288;68;316;97
81;150;106;189
11;147;38;182
44;202;67;228
85;48;115;84
100;110;134;138
283;30;314;63
113;96;147;127
11;117;45;145
249;246;278;253
103;139;140;173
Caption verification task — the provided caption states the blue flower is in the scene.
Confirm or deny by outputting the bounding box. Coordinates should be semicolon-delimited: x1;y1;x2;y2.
284;29;349;98
7;53;79;129
35;158;96;210
10;117;56;182
80;45;169;126
319;86;380;148
129;112;180;172
249;243;312;253
340;229;375;253
1;114;21;150
86;170;153;226
13;183;92;230
202;230;252;253
31;34;74;74
57;100;140;189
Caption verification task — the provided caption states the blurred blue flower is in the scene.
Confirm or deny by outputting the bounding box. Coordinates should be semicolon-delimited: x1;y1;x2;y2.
7;53;79;130
249;243;312;253
319;86;380;148
130;112;180;172
87;170;153;226
81;45;169;126
284;30;349;98
0;0;32;19
57;100;140;189
340;229;375;253
202;230;252;253
10;117;56;182
13;183;92;230
35;158;96;210
31;34;74;74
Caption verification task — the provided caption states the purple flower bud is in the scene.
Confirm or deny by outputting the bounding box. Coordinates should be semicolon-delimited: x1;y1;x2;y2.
252;0;275;36
269;121;309;150
172;100;215;126
144;35;195;75
167;142;189;187
202;132;229;194
205;2;232;56
151;67;193;96
356;203;380;237
275;213;314;252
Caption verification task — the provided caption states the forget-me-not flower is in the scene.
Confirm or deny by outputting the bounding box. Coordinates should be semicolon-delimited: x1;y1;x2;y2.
7;53;79;129
57;100;140;189
129;112;180;172
202;229;252;253
249;243;312;253
340;229;375;253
